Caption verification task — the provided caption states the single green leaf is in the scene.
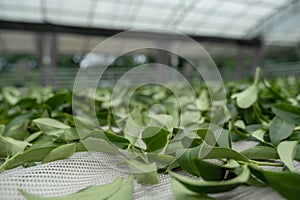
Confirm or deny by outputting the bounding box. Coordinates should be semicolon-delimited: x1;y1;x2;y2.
82;137;119;154
261;170;300;200
33;118;70;137
4;113;32;139
108;176;134;200
25;131;43;143
0;135;31;155
170;165;250;194
241;146;278;160
1;144;57;171
269;116;295;146
33;118;70;129
102;130;130;149
272;104;300;124
141;126;170;153
192;158;227;181
199;145;249;162
171;178;213;200
86;130;130;150
231;84;257;109
126;159;159;184
277;141;297;171
42;143;76;163
21;177;123;200
177;147;200;176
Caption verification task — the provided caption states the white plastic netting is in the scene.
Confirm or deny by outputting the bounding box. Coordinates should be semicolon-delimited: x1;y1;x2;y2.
0;141;299;200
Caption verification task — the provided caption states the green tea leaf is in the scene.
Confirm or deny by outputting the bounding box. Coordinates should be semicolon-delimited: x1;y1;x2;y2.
4;113;32;139
21;177;123;200
103;131;130;149
231;85;257;109
141;126;170;153
126;159;159;184
277;141;297;171
171;178;213;200
1;144;57;171
269;116;295;146
272;104;300;124
199;145;249;162
82;137;119;154
43;143;76;163
192;158;226;181
25;131;43;143
33;118;70;137
251;129;274;147
241;146;278;160
170;165;250;194
108;176;134;200
0;135;31;155
177;147;200;176
33;118;70;129
86;130;130;150
261;170;300;200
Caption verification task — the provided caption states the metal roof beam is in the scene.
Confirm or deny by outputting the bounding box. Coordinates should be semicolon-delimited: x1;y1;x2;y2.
0;20;262;46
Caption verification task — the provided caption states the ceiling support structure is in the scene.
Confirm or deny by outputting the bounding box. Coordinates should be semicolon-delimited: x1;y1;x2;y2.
155;49;171;83
0;20;262;47
251;39;266;75
235;44;244;80
35;32;58;87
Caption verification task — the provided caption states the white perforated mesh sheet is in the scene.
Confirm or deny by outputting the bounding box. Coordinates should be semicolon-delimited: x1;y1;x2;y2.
0;142;299;200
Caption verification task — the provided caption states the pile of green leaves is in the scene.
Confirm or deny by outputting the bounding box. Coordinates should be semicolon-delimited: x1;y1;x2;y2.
0;68;300;199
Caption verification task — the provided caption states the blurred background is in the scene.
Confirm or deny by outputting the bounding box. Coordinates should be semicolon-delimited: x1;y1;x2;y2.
0;0;299;88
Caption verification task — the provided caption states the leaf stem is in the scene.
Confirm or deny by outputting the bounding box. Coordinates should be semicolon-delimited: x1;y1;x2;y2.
107;109;112;131
254;67;261;86
250;160;283;167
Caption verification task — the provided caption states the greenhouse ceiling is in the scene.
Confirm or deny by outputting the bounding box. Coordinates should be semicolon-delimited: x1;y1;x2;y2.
0;0;299;54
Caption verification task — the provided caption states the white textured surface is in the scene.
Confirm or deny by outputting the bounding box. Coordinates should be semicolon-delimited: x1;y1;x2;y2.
0;144;299;200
